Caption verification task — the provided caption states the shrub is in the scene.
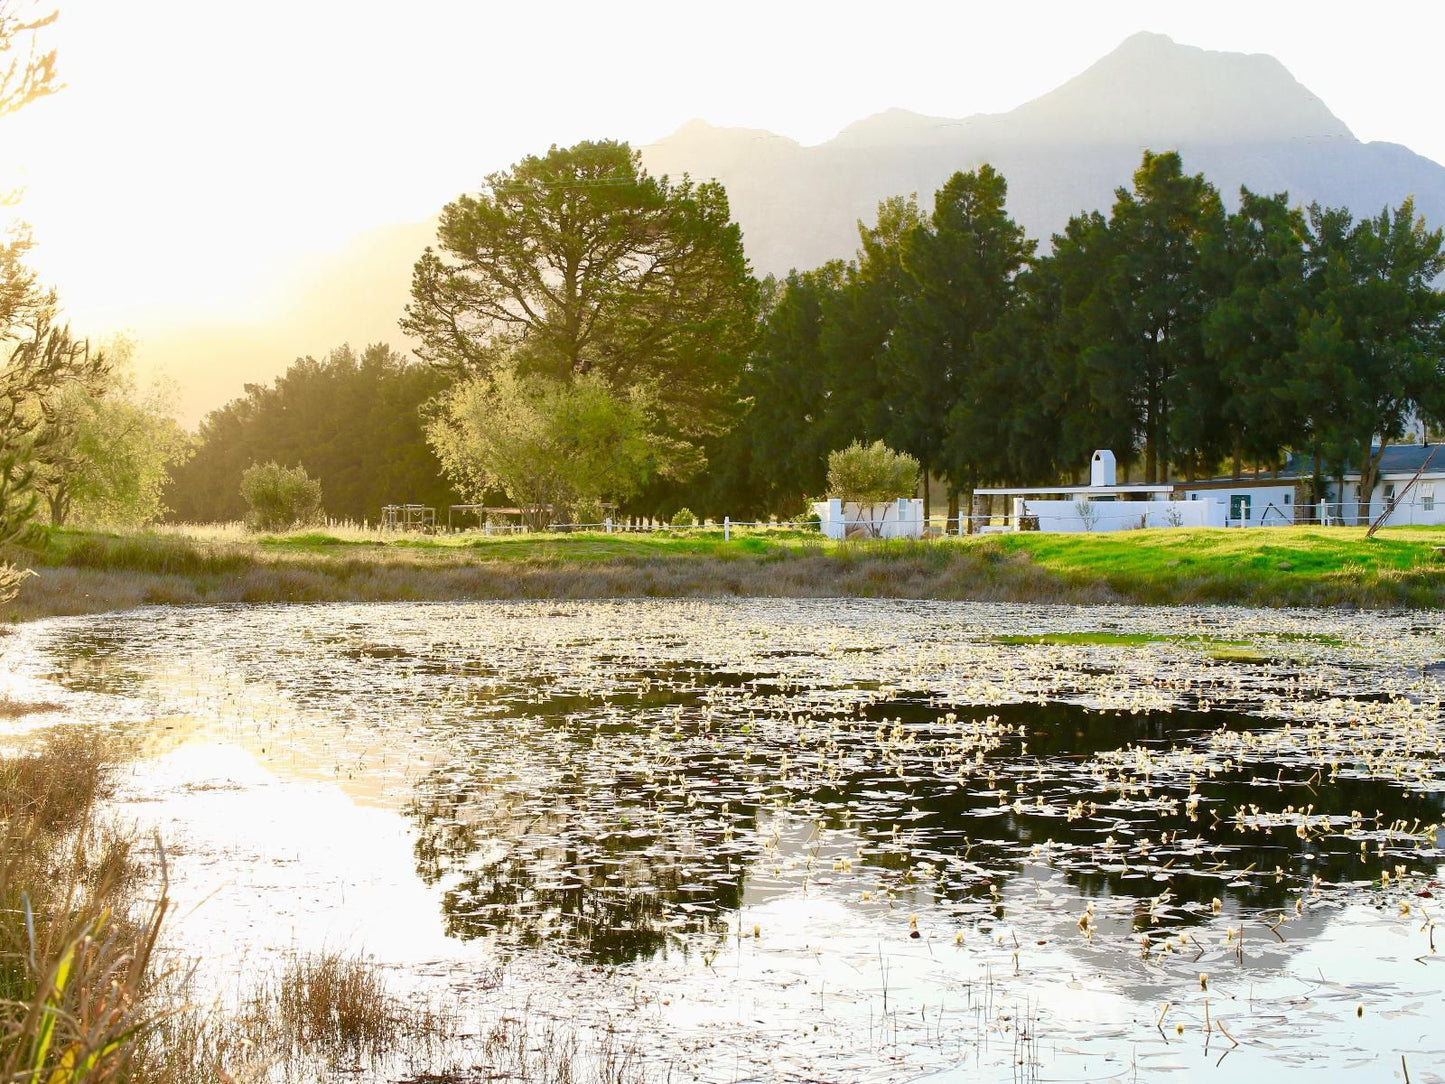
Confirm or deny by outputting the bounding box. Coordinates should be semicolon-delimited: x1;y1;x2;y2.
240;461;324;531
669;507;697;528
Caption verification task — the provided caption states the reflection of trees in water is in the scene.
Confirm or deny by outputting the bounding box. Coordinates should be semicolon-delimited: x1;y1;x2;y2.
407;678;1441;965
408;746;751;965
771;698;1444;925
39;626;151;695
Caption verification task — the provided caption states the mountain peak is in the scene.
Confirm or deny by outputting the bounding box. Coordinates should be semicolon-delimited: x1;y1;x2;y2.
1009;33;1354;145
1115;30;1180;52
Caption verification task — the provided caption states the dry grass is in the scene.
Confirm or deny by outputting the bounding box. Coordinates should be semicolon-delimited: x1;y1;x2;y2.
270;951;432;1058
146;950;457;1083
149;955;656;1084
2;530;1113;622
0;696;63;718
0;731;169;1084
6;522;1444;623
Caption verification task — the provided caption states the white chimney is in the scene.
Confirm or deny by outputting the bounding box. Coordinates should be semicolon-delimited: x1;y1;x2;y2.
1090;450;1116;487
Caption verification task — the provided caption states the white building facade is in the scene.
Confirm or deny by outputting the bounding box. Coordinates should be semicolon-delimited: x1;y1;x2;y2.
975;445;1445;533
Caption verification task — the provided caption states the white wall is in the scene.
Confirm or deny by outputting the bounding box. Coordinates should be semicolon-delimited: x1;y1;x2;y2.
1362;475;1445;527
814;498;924;540
1014;498;1225;533
1176;484;1295;526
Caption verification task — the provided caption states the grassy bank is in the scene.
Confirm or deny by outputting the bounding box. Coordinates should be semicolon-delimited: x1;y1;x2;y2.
2;522;1443;620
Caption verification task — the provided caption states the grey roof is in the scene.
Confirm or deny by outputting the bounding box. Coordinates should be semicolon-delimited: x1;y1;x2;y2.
1282;444;1445;478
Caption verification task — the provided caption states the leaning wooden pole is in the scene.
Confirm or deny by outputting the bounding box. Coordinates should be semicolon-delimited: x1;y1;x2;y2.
1367;446;1438;538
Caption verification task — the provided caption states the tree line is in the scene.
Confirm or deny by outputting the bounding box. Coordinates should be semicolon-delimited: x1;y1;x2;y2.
703;152;1445;526
165;343;458;523
168;142;1445;530
17;129;1442;540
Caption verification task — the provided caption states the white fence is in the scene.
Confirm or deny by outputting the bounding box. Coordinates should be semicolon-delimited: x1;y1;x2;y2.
1314;497;1445;528
382;498;1443;538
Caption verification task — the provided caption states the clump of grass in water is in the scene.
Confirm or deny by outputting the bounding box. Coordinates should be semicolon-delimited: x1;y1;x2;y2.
145;951;459;1082
0;695;63;719
273;951;410;1058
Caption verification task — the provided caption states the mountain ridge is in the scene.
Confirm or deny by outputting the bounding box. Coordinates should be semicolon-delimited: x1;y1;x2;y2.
637;32;1434;277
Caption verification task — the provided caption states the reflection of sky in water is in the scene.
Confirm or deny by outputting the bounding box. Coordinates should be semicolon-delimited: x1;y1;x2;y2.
2;599;1443;1081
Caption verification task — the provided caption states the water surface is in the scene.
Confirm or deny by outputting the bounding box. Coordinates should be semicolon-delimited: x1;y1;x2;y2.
3;599;1442;1081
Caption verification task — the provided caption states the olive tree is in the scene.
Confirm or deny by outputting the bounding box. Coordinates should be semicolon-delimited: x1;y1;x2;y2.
825;440;919;536
29;341;191;527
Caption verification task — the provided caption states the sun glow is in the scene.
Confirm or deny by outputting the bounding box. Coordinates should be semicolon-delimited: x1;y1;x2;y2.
3;0;1445;421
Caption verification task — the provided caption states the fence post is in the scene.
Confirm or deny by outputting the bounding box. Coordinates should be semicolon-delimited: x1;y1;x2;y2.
1317;500;1326;526
724;516;731;541
604;517;612;534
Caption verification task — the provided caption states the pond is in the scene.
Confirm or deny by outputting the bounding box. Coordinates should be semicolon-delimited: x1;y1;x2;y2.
2;598;1443;1082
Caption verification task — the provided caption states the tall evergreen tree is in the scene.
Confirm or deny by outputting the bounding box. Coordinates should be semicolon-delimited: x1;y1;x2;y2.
1038;210;1138;473
701;200;924;519
1059;151;1225;482
1200;188;1310;479
953;261;1068;489
889;165;1034;509
1292;199;1445;523
821;196;925;453
731;265;845;513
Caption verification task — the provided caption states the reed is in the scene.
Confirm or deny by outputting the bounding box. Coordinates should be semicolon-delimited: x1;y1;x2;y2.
0;736;467;1083
0;732;168;1084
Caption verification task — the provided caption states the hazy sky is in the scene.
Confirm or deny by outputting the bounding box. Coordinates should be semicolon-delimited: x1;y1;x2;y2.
2;0;1444;400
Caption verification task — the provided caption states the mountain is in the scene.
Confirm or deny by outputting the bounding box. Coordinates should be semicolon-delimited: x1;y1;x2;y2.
151;32;1445;423
639;33;1445;278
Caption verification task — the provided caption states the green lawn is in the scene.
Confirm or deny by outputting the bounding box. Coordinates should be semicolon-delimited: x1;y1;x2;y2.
251;527;818;560
992;525;1445;604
